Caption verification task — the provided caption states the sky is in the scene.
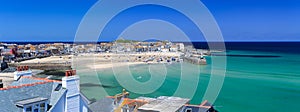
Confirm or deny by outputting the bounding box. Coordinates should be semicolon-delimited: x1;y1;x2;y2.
0;0;299;42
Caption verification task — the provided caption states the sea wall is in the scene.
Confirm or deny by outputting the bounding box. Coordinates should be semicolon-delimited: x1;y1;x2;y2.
9;63;71;70
14;55;51;62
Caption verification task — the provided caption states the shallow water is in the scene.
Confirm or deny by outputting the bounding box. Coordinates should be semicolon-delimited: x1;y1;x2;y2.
80;50;300;112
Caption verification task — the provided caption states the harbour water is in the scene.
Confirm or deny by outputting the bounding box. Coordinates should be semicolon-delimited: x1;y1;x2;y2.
80;42;300;112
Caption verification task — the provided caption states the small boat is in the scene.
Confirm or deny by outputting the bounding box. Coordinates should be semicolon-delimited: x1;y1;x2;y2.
171;57;176;61
137;76;142;79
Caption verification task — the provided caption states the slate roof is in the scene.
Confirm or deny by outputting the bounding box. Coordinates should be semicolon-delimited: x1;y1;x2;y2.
10;77;44;86
137;96;190;112
49;83;67;106
89;97;115;112
0;77;66;112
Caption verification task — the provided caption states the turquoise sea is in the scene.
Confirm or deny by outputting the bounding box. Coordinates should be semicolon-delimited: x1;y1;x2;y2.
80;49;300;112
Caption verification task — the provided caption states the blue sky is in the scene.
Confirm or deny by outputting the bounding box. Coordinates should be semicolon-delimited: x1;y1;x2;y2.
0;0;299;42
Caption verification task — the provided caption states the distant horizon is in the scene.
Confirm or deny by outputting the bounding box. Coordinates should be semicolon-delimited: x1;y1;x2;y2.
1;40;300;44
1;0;300;42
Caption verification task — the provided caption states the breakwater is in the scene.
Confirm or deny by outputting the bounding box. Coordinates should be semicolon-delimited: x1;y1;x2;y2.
183;57;207;65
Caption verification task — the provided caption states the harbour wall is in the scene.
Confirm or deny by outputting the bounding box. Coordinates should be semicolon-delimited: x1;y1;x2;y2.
9;63;71;70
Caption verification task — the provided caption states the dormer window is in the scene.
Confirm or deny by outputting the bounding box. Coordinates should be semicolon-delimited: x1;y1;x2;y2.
185;108;192;112
15;97;48;112
54;84;62;91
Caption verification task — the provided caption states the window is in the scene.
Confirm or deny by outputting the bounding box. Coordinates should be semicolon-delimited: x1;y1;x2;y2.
40;103;45;112
55;84;62;91
26;106;32;112
185;108;192;112
23;102;47;112
35;104;39;108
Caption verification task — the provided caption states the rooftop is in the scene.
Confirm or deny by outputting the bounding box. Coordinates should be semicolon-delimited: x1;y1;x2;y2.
0;76;65;112
137;96;190;112
89;97;115;112
182;100;215;112
15;97;48;107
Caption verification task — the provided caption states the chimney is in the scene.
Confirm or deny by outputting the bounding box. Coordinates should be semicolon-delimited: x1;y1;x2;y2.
14;66;32;81
62;70;80;112
0;79;3;88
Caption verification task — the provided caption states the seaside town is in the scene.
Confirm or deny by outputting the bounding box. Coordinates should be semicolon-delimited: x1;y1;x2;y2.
0;40;218;112
0;40;209;62
0;40;210;69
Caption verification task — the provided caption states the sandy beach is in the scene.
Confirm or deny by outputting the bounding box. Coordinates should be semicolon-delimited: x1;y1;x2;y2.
75;52;182;69
87;62;146;69
17;52;183;71
20;55;72;64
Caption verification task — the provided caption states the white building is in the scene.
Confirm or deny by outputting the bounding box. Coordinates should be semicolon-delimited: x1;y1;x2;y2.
177;43;185;51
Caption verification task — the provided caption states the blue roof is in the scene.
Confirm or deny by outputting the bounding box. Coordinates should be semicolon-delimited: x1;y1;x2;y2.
49;83;67;106
0;77;66;112
10;77;44;86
